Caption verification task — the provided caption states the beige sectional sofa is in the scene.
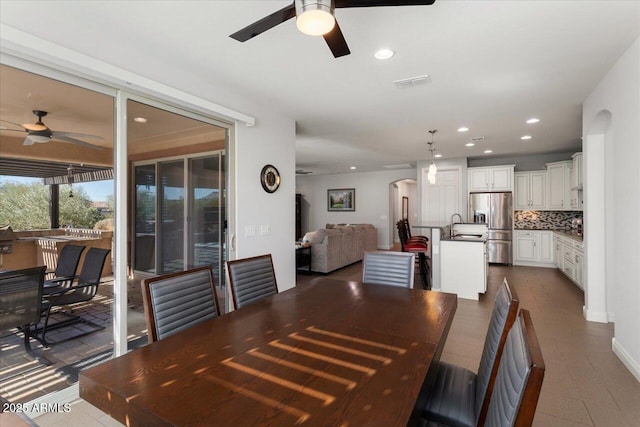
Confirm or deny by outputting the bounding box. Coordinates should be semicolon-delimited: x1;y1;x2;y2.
302;224;377;273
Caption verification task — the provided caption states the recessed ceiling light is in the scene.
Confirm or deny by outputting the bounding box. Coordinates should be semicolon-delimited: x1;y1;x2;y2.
526;118;540;124
349;166;357;170
457;127;469;132
133;117;147;123
484;150;493;154
434;154;442;158
521;135;532;140
374;48;394;60
465;143;475;147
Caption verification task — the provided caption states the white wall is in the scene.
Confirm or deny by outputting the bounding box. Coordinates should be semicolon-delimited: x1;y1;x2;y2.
417;158;468;222
296;169;417;249
583;36;640;381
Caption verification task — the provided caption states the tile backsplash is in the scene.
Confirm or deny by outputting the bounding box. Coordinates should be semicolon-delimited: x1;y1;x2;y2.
514;210;583;229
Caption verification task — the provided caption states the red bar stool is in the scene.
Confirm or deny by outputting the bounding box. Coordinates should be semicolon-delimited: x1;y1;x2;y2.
396;220;431;289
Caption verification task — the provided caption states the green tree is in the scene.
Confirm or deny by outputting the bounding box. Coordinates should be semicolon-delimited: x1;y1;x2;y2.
59;185;105;228
0;181;105;230
0;181;50;230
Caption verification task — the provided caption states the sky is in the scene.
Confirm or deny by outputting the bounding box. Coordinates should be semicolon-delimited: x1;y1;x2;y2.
0;175;113;202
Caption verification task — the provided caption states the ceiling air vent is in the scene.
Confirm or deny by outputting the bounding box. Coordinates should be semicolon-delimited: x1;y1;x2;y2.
393;75;431;89
296;169;313;175
383;163;414;170
470;136;485;143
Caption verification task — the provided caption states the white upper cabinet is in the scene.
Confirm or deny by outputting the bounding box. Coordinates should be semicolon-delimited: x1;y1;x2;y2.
468;165;514;192
570;152;583;210
514;171;546;210
546;161;572;210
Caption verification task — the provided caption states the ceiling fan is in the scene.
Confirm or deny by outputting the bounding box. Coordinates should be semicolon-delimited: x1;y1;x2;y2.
230;0;436;58
0;110;104;150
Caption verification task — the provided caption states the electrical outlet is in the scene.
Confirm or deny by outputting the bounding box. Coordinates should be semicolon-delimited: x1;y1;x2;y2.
245;225;256;237
260;224;271;235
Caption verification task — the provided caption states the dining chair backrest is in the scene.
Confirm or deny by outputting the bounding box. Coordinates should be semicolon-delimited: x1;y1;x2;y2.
141;266;221;343
77;248;111;287
475;278;519;426
226;254;278;309
484;309;545;427
53;245;86;278
396;220;409;250
362;251;415;288
0;266;46;332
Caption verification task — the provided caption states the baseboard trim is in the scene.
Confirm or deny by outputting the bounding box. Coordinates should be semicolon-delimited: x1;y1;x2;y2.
513;261;556;268
612;338;640;383
25;383;79;419
582;305;609;323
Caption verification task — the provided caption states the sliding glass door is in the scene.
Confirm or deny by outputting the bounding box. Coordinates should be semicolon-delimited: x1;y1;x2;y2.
133;152;225;285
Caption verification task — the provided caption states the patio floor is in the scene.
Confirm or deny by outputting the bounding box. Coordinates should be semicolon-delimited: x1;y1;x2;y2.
0;275;227;404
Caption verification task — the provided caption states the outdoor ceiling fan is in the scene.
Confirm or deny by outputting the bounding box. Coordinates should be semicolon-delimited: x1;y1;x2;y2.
0;110;104;150
229;0;436;58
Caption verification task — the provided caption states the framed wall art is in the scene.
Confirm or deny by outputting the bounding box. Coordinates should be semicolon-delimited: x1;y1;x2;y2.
327;188;355;211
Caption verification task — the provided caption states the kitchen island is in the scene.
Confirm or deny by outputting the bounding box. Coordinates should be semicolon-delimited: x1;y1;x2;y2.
2;229;112;274
411;223;450;291
440;224;489;301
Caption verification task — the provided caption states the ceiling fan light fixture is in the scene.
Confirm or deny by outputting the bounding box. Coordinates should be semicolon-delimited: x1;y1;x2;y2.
30;135;50;143
296;0;335;36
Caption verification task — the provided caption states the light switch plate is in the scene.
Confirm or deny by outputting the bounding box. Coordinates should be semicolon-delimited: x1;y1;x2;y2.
245;225;256;237
260;224;271;235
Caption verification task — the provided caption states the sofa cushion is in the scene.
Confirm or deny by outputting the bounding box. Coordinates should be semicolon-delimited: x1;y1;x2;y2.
302;231;316;243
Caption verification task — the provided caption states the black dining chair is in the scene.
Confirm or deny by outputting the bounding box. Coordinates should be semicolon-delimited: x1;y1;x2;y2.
141;266;221;343
44;244;85;284
418;278;519;427
362;251;415;288
37;247;111;346
226;254;278;309
0;266;46;352
419;309;545;427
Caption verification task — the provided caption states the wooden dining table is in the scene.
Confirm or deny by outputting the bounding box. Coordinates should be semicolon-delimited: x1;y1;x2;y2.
79;277;457;426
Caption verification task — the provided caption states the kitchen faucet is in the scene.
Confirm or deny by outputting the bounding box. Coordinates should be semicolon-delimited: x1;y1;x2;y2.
450;213;463;237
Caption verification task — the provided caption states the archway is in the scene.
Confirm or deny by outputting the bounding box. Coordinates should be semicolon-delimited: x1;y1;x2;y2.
388;178;417;248
583;109;612;323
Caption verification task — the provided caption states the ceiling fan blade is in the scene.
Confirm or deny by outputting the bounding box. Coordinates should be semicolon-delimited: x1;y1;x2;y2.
52;131;105;142
230;3;296;42
23;135;39;145
335;0;435;7
323;20;351;58
52;135;104;150
0;127;26;133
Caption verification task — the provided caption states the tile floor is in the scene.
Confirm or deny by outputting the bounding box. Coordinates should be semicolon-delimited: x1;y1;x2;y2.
21;264;640;426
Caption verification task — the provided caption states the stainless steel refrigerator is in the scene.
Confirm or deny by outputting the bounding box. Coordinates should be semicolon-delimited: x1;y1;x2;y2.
469;192;513;264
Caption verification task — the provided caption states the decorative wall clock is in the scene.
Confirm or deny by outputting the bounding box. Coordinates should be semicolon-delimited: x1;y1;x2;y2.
260;164;281;193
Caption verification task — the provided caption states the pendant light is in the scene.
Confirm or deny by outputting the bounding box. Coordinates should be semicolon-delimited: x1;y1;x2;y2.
427;130;438;184
67;164;75;198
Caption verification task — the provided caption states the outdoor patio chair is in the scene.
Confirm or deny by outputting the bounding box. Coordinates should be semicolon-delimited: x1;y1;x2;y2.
44;244;85;286
226;254;278;309
141;266;221;343
0;266;46;352
36;247;111;346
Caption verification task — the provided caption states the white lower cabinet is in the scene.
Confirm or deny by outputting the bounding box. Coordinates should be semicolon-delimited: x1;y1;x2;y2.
554;232;584;289
441;240;487;300
514;230;554;266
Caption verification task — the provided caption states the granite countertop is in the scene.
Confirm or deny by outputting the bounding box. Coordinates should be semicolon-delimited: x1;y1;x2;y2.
515;227;583;241
441;234;488;243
